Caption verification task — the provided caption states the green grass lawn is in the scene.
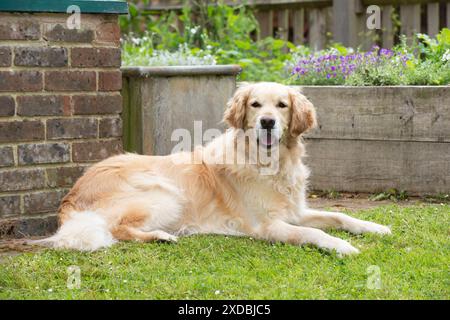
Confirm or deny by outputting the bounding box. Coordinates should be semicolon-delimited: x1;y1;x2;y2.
0;204;448;300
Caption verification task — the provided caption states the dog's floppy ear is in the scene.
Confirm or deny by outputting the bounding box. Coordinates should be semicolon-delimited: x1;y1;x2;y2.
223;84;251;129
289;88;317;137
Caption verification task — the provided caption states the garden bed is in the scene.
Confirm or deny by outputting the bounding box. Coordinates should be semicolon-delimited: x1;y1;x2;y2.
121;71;450;195
121;65;241;155
300;85;450;195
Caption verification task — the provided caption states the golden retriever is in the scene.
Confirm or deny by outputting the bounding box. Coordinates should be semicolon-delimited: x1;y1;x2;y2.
36;82;391;255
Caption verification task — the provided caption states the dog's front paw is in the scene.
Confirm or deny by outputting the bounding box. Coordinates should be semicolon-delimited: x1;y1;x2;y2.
360;222;392;235
320;236;360;256
333;238;360;256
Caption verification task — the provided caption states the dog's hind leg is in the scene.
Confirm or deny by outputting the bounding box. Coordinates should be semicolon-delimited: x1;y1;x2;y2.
112;225;177;243
298;209;391;235
110;203;179;243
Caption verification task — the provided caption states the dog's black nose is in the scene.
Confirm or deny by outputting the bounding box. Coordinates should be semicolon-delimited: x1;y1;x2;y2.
260;117;275;130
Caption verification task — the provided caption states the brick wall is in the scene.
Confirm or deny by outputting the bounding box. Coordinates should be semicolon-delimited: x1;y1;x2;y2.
0;13;123;238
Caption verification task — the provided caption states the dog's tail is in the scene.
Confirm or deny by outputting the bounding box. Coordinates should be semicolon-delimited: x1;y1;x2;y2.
30;211;116;251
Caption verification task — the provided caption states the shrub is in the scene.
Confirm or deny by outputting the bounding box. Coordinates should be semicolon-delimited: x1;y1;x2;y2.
122;39;216;66
289;29;450;86
121;2;450;86
121;1;294;81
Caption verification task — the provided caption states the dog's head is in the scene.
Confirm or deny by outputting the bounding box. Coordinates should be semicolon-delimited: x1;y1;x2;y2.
223;82;317;148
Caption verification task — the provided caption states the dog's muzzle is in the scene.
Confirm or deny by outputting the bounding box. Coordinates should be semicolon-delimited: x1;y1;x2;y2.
256;117;281;148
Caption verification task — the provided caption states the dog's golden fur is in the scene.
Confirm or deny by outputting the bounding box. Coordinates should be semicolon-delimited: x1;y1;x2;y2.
38;82;390;254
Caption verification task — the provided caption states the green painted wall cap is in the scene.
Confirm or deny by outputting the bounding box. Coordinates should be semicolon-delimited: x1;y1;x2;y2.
0;0;129;14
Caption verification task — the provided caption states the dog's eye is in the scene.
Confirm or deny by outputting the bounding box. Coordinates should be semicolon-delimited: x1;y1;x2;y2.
251;101;261;108
277;102;288;109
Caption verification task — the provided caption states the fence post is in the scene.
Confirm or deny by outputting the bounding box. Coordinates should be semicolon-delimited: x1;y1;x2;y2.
400;4;421;40
256;9;273;39
292;8;305;45
382;5;394;48
332;0;362;48
277;9;289;41
447;2;450;28
427;3;439;37
309;8;327;50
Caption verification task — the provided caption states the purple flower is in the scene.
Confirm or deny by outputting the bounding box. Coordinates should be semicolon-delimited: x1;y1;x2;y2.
371;45;380;51
380;48;393;56
291;46;408;82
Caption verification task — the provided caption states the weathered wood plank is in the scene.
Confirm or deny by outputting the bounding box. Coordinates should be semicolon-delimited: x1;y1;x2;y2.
121;76;144;154
277;9;289;42
427;2;440;37
292;8;305;44
123;67;238;156
309;7;327;50
447;2;450;28
400;4;421;39
324;6;334;47
121;76;131;152
363;0;443;6
332;0;360;48
175;14;184;35
299;86;450;142
357;2;374;51
382;5;394;48
145;0;332;11
304;139;450;194
256;9;274;39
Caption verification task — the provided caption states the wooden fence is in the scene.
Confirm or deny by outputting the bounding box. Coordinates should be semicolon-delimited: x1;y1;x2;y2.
142;0;450;49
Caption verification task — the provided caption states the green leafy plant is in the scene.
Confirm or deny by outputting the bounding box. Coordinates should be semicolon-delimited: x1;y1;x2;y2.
370;189;408;202
315;189;343;199
422;193;450;204
121;2;450;86
289;29;450;86
122;39;216;66
121;1;295;81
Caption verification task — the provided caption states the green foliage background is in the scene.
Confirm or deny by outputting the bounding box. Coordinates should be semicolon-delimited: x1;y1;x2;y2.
120;1;450;85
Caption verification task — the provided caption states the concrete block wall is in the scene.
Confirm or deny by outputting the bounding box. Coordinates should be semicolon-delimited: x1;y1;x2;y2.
0;13;123;238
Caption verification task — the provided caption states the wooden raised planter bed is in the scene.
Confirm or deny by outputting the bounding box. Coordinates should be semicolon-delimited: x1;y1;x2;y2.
121;69;450;195
300;86;450;195
121;65;242;155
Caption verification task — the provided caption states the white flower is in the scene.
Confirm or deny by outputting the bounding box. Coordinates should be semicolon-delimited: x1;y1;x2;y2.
143;46;216;66
442;49;450;62
190;26;200;34
131;37;140;45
